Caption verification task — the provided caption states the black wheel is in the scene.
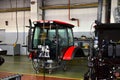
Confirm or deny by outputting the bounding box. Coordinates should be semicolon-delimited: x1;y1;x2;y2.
32;58;41;73
84;74;89;80
0;56;4;65
84;68;96;80
84;73;95;80
61;61;67;71
84;74;96;80
91;73;96;80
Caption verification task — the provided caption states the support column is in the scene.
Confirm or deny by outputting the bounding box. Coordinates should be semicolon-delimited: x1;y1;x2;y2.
105;0;111;23
110;0;118;23
96;0;103;24
30;0;40;21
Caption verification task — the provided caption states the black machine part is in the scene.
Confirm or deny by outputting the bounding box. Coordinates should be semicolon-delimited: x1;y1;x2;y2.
95;23;120;48
0;56;5;66
0;50;7;66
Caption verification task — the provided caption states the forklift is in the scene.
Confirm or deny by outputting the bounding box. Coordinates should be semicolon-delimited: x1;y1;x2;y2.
27;20;84;74
84;0;120;80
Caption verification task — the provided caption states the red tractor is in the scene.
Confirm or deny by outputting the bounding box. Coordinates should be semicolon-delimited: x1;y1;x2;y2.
27;20;84;73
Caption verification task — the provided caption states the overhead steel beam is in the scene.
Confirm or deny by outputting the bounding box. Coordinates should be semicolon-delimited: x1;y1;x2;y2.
0;2;99;13
0;7;30;13
40;2;98;9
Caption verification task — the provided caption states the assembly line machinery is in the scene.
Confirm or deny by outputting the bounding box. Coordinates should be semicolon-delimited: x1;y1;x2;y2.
84;0;120;80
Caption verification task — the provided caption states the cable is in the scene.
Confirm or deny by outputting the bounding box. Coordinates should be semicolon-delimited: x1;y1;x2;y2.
23;0;28;56
23;0;26;45
13;0;19;47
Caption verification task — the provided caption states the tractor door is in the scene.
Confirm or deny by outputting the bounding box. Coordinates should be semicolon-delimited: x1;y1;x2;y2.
58;28;74;51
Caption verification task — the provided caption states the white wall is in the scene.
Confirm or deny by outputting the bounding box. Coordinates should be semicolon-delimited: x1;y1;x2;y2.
45;8;97;32
0;11;30;55
0;11;30;32
0;11;30;44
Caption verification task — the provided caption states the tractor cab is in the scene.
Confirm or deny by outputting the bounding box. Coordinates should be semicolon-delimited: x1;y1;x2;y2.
29;20;74;60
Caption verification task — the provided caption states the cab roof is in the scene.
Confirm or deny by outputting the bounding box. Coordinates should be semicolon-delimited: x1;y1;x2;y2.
33;20;74;28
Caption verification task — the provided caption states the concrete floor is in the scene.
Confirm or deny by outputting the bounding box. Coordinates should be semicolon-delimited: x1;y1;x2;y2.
0;55;88;80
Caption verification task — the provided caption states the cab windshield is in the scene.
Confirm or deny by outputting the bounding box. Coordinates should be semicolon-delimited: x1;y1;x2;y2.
32;26;74;49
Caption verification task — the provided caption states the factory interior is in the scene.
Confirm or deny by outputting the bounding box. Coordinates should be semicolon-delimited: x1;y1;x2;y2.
1;0;120;80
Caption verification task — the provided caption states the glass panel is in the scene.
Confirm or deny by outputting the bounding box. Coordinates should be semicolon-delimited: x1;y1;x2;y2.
68;28;74;46
33;27;40;48
58;28;68;47
33;27;47;48
48;29;56;41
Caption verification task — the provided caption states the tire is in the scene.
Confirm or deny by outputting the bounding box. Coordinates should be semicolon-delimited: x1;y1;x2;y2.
32;58;41;73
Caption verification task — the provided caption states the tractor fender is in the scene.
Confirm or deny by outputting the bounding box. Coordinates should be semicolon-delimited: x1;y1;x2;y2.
62;46;84;60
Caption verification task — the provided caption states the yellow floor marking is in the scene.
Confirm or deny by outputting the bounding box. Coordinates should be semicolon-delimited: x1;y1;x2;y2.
5;61;32;64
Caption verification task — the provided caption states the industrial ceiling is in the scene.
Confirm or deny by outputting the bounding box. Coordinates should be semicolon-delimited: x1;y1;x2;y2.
0;0;98;12
44;0;98;6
